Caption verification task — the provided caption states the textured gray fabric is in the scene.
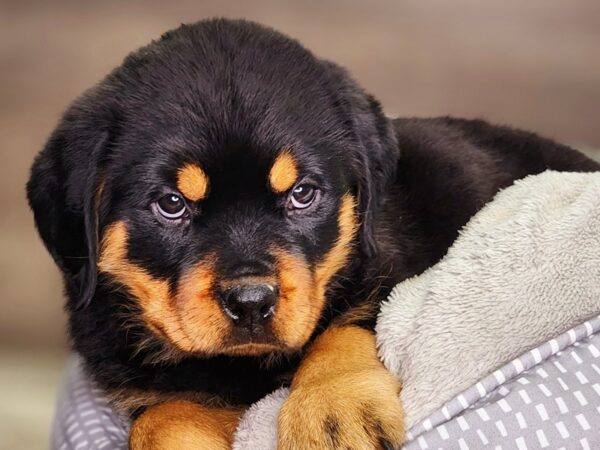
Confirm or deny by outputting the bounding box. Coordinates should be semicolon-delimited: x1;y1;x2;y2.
51;358;129;450
232;387;288;450
403;315;600;450
377;170;600;429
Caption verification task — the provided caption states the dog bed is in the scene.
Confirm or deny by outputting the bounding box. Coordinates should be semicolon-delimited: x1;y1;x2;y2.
51;170;600;449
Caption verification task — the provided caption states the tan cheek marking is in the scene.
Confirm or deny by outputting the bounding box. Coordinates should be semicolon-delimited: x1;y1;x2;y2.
272;250;315;349
314;194;358;299
176;262;233;355
269;149;298;193
272;194;358;349
177;163;209;201
98;221;194;351
98;221;228;354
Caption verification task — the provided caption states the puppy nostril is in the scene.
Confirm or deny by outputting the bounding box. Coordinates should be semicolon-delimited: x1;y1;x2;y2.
220;283;277;326
222;299;242;321
260;303;275;319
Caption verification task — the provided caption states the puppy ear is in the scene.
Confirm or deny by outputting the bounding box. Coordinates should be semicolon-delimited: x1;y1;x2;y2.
27;92;115;309
321;61;399;257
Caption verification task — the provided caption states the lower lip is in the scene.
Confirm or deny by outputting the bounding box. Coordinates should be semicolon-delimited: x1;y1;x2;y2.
225;342;281;354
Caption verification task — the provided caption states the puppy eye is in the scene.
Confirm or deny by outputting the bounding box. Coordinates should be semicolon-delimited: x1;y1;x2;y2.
156;194;187;219
289;184;317;210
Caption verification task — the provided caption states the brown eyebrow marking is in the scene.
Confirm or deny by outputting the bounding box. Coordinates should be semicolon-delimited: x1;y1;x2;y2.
269;148;298;193
177;163;209;201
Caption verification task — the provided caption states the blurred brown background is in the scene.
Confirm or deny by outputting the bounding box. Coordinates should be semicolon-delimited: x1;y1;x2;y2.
1;0;599;448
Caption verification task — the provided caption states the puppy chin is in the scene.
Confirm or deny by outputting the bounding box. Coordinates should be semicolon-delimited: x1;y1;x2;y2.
220;342;284;357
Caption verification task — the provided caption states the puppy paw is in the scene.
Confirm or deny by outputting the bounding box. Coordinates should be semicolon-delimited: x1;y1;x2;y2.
277;367;404;450
129;400;241;450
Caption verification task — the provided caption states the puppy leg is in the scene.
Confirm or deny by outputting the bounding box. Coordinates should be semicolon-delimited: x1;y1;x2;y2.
278;325;404;450
129;400;242;450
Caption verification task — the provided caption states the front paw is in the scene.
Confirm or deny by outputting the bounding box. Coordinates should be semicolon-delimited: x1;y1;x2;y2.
277;368;404;450
129;400;241;450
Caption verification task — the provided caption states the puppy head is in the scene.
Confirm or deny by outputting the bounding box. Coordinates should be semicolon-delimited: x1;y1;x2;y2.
27;19;398;359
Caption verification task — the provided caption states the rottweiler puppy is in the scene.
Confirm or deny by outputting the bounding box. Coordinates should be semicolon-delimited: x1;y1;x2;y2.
27;18;599;449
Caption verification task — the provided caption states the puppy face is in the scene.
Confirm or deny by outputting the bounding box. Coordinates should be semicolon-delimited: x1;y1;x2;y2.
97;140;358;356
28;19;398;360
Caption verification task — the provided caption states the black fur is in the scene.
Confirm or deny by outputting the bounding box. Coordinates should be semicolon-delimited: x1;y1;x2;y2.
27;19;599;412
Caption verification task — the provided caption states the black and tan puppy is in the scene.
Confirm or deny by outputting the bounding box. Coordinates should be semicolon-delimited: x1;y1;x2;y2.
28;19;598;449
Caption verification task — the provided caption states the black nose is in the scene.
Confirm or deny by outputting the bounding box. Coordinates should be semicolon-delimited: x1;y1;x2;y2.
220;284;277;328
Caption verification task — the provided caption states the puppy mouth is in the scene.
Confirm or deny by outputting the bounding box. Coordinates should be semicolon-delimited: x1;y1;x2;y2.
222;318;285;354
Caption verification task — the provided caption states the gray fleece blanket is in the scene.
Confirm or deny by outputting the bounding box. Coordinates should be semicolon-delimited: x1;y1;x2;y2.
52;171;600;449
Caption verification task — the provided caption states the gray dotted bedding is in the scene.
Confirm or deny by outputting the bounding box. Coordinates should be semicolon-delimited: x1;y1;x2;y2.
403;315;600;450
52;359;129;450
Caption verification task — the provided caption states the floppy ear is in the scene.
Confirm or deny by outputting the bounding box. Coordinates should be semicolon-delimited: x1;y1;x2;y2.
27;91;116;309
320;61;399;257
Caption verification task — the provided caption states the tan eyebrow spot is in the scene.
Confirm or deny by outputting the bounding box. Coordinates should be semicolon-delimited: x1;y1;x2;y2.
269;149;298;193
177;164;209;201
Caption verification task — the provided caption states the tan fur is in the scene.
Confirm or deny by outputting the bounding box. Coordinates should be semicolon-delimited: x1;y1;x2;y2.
129;400;242;450
278;325;405;449
313;194;358;305
177;163;209;201
98;221;231;355
269;149;298;193
98;221;193;350
271;194;358;350
271;249;316;349
176;262;234;354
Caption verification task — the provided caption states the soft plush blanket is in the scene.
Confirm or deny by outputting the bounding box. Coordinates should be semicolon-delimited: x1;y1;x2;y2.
377;170;600;429
52;171;600;450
